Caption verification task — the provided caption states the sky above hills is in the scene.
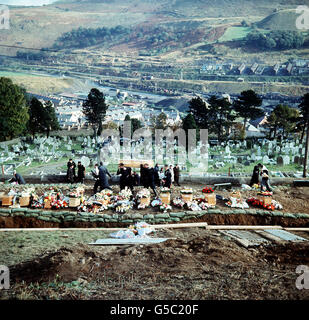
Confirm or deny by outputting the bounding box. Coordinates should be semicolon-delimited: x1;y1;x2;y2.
0;0;55;5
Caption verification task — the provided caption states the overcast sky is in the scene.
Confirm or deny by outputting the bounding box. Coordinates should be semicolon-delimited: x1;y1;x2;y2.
0;0;56;5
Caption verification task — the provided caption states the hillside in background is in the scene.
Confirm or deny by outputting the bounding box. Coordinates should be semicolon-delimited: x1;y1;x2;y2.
255;9;302;31
0;0;302;55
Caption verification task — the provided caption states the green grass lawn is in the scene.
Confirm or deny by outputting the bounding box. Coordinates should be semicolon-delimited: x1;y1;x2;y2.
0;230;109;267
218;26;252;42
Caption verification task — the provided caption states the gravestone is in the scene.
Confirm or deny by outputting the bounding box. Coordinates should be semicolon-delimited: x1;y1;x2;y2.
283;155;290;165
262;155;269;164
293;156;299;164
277;156;283;166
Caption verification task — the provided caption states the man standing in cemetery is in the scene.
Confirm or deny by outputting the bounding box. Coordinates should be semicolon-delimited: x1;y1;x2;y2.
99;162;113;191
173;164;181;186
143;163;158;197
117;163;133;191
249;163;262;187
163;164;172;188
140;164;146;187
169;165;174;185
10;170;25;185
260;164;272;192
154;164;160;186
91;163;100;194
77;161;86;184
132;171;140;187
67;159;76;182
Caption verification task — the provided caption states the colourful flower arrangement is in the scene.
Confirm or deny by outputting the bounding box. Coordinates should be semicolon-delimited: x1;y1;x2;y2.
119;187;132;200
151;199;162;207
51;199;68;210
247;197;275;211
115;203;131;213
159;204;172;213
202;186;214;193
180;188;193;194
172;198;185;208
160;187;171;194
257;191;273;197
136;188;151;198
137;203;148;210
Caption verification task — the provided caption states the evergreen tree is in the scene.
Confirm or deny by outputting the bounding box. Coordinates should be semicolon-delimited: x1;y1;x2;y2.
28;97;45;139
208;95;236;142
0;77;29;141
188;96;210;129
82;88;108;141
266;104;299;140
43;100;60;138
233;90;264;133
299;93;309;177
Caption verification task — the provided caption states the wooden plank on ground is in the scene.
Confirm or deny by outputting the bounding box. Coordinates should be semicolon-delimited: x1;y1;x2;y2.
205;225;283;230
0;223;208;232
89;238;171;245
284;228;309;232
151;222;208;229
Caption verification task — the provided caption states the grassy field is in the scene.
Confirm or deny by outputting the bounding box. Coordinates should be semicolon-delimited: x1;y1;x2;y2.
218;26;252;42
0;230;109;267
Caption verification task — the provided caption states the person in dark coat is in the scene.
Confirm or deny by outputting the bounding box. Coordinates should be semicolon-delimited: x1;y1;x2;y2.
154;164;160;186
140;164;146;187
67;159;76;177
173;164;181;186
249;163;262;187
143;163;158;197
98;162;113;191
132;171;140;186
260;165;272;192
163;165;172;188
10;171;26;185
77;161;86;184
91;163;101;194
117;163;133;191
67;164;75;184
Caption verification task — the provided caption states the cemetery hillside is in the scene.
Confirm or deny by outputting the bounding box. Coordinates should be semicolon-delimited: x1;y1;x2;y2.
0;0;309;303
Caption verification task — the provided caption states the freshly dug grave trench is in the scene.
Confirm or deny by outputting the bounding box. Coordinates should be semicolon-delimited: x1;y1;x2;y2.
1;213;309;228
5;231;309;300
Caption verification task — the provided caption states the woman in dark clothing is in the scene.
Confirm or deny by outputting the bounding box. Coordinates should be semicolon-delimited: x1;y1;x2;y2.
163;165;172;188
143;163;158;197
154;164;160;186
140;164;146;187
117;163;133;191
77;161;85;183
249;163;262;187
67;164;75;184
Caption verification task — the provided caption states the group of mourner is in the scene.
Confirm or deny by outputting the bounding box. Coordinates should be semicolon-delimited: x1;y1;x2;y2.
6;158;271;194
88;162;181;197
